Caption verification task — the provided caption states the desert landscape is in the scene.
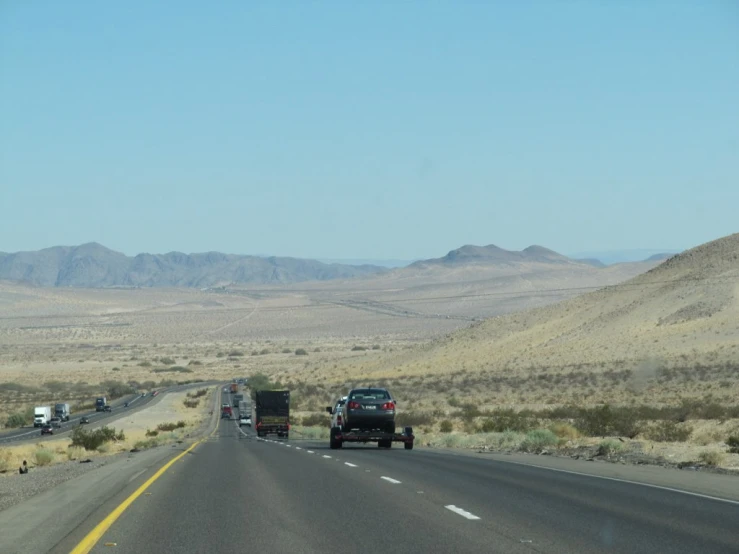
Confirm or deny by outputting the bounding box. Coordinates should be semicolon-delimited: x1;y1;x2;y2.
1;236;738;469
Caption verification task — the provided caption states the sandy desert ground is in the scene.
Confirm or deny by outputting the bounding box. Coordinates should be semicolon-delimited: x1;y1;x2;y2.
1;237;737;468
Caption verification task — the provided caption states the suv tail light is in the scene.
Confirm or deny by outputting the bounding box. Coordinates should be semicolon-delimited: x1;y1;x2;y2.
348;401;361;410
337;415;342;425
381;401;395;410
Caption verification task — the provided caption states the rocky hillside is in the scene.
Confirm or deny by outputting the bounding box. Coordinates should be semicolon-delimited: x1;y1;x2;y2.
326;233;739;404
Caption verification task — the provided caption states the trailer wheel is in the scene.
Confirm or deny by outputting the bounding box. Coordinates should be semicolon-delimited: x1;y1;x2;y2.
404;441;413;450
378;439;391;448
330;427;342;449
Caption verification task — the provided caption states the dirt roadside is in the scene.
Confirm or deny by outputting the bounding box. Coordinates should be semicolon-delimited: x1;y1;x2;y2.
0;385;222;513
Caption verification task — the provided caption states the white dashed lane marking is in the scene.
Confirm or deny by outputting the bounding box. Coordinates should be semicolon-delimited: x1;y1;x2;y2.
445;505;481;520
243;428;485;524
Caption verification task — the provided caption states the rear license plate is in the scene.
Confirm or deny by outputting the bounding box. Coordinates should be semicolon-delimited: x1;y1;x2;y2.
364;405;377;410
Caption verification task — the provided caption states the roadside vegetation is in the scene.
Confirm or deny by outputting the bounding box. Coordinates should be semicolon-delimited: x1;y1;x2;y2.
278;377;739;467
71;426;126;451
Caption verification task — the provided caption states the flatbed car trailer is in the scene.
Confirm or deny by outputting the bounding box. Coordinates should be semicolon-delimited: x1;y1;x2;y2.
330;426;414;450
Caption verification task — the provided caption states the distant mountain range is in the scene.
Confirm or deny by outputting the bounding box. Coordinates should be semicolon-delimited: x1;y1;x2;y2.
568;249;680;265
0;242;677;288
410;244;572;267
0;243;387;287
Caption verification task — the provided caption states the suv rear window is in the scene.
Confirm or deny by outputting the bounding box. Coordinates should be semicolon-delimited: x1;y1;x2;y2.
349;389;390;400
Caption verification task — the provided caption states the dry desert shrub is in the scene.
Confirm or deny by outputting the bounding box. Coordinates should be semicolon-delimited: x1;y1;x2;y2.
698;450;725;467
33;448;54;466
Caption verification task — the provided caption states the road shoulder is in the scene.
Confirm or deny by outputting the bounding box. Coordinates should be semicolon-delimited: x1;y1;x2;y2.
422;447;739;502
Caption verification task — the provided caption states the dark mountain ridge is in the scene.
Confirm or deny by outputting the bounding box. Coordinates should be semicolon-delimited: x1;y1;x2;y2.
0;243;388;287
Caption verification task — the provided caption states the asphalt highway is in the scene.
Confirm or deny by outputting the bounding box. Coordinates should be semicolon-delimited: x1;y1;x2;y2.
53;409;739;554
0;381;218;444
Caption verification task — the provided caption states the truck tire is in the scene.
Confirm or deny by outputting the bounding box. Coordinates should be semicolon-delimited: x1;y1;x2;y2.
404;441;413;450
284;433;289;440
385;421;395;434
378;439;391;448
330;427;342;449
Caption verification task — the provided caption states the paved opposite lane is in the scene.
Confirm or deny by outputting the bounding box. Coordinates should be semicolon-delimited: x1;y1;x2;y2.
58;415;739;554
0;381;218;445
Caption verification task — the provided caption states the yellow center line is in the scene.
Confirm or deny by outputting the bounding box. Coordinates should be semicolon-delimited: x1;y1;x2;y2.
71;385;225;553
70;440;202;553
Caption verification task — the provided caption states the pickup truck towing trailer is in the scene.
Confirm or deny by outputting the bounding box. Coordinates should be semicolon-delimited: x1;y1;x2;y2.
329;426;415;450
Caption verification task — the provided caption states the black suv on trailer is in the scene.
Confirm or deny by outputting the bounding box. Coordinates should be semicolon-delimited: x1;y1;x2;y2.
341;388;395;433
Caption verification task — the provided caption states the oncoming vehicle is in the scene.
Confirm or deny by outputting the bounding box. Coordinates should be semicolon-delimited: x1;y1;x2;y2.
103;405;112;412
79;417;90;425
41;424;53;435
50;417;62;429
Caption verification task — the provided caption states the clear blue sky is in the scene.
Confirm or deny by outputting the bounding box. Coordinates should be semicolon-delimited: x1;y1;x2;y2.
1;1;737;260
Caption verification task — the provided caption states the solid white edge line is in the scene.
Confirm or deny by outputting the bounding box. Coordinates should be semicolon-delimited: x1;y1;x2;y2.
381;476;401;484
345;462;357;467
499;459;739;507
445;505;481;520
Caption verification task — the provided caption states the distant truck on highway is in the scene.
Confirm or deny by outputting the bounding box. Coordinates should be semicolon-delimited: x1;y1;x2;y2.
95;397;107;412
54;403;71;422
255;390;290;439
33;406;52;427
229;383;238;394
232;393;244;408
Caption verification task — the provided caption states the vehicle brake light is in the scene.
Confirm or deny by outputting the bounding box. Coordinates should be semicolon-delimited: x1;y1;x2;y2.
381;402;395;410
348;401;361;410
337;415;342;425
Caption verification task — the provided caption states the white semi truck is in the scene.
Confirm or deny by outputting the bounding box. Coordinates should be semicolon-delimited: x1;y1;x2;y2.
34;406;52;427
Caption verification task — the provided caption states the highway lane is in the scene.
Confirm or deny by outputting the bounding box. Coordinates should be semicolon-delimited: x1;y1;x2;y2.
285;438;739;553
56;415;739;554
0;381;220;444
73;416;528;554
